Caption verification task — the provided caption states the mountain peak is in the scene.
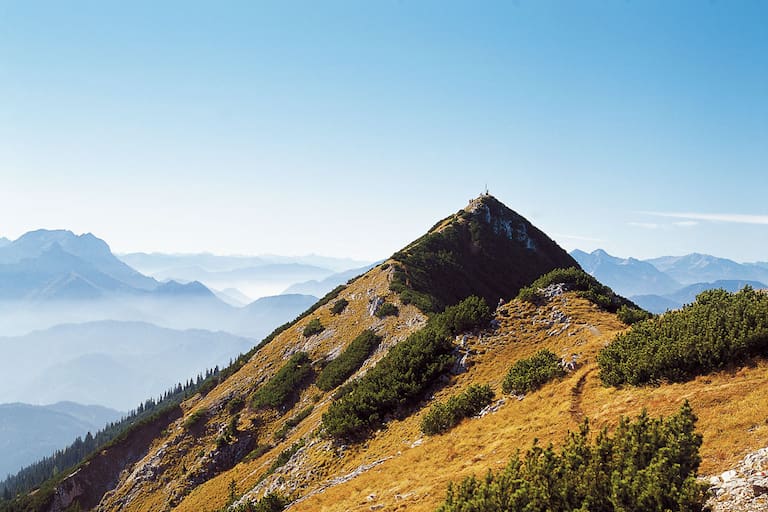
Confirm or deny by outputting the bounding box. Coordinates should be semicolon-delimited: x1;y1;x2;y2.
155;280;215;298
391;195;578;312
0;228;158;292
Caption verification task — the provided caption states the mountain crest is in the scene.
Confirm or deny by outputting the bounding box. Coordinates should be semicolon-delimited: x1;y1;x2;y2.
391;194;578;312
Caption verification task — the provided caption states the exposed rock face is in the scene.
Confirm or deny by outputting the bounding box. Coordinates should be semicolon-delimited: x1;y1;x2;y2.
186;431;258;490
706;447;768;512
368;296;384;317
48;406;182;512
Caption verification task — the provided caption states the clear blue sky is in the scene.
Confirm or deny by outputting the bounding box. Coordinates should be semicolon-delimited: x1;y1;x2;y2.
1;1;766;262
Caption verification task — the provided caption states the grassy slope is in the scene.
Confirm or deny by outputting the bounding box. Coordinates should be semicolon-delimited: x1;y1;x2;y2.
93;271;768;512
286;294;768;512
99;265;428;511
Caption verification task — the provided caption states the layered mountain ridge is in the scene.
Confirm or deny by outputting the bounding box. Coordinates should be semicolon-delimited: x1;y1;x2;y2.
0;231;318;338
0;402;123;478
4;195;768;512
572;248;768;312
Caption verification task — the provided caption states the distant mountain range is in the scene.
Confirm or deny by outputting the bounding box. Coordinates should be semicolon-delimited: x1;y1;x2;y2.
282;263;379;297
0;402;122;478
571;249;680;296
571;249;768;313
118;252;371;299
0;321;258;410
0;232;326;481
646;253;768;285
0;230;318;337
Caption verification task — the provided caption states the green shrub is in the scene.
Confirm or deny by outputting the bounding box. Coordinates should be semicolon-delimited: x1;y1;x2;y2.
316;330;382;391
437;402;707;512
616;304;652;325
243;444;271;463
184;408;208;430
517;267;649;323
227;396;245;414
502;349;565;395
330;298;349;315
274;406;313;441
251;353;314;410
225;414;239;439
302;318;324;337
230;492;289;512
322;296;491;440
437;295;491;333
375;302;399;318
421;384;494;435
599;286;768;386
516;286;542;304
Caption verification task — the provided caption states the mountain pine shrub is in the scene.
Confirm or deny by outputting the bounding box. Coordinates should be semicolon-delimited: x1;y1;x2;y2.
316;330;381;391
502;348;565;395
229;492;288;512
374;302;399;318
251;353;314;410
330;298;349;315
437;402;707;512
184;408;208;430
322;296;491;440
302;318;324;337
599;286;768;386
421;384;494;435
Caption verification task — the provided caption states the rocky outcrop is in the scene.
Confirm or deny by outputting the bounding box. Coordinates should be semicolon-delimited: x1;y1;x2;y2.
49;406;182;512
706;447;768;512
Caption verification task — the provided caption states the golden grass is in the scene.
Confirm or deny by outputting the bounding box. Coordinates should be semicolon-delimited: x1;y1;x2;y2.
101;278;768;512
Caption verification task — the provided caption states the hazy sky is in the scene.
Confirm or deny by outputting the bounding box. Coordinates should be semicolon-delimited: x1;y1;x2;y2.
1;1;766;262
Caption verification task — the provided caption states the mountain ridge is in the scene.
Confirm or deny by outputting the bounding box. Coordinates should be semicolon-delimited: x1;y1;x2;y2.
571;248;768;313
390;194;578;311
4;196;766;512
0;195;587;511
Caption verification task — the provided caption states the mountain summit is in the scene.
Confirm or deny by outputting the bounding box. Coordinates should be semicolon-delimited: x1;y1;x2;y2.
2;195;595;511
0;229;156;291
390;194;578;311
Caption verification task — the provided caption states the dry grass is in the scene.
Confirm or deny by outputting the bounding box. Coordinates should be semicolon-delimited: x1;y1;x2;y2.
102;280;768;512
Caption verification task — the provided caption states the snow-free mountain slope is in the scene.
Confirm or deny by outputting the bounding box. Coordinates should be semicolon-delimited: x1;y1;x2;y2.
0;402;122;478
647;253;768;285
0;321;254;410
8;196;768;512
571;248;681;296
282;263;378;297
390;194;578;312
